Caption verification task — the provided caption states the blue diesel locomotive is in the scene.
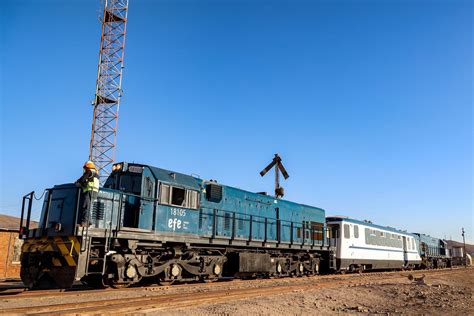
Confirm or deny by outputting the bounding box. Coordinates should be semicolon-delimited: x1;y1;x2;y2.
413;233;452;269
20;162;334;288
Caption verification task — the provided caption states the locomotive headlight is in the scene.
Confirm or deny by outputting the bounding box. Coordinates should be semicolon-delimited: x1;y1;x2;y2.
112;163;123;172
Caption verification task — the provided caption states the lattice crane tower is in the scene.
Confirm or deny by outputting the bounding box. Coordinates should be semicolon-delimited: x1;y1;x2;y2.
89;0;129;183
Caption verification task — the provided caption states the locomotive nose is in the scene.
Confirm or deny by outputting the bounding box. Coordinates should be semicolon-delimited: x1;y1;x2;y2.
20;236;80;289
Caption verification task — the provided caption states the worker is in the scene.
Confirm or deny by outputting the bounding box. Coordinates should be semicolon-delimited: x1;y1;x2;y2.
75;160;100;226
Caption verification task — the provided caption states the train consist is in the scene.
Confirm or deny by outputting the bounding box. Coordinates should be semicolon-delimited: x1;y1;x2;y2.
19;162;458;289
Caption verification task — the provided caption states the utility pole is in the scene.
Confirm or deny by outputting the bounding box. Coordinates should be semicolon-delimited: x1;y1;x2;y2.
461;227;466;267
89;0;129;184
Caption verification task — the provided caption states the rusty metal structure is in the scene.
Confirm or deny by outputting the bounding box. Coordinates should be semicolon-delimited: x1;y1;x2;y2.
89;0;129;183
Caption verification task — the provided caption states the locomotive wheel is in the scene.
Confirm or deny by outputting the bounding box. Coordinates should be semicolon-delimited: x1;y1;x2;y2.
157;263;181;286
82;275;109;288
275;262;283;277
202;263;222;282
201;276;218;283
158;279;176;286
111;282;131;289
106;277;135;289
312;261;320;275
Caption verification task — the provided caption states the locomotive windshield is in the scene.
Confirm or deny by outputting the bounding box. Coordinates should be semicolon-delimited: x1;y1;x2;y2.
119;172;142;195
104;171;142;196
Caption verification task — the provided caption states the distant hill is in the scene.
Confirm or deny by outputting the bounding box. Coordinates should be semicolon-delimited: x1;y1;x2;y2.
0;214;38;231
445;240;474;255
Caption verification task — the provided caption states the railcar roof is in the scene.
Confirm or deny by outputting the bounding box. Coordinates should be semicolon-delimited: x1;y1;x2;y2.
326;216;416;236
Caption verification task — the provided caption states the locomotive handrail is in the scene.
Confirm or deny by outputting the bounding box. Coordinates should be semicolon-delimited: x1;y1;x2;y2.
199;206;328;247
94;190;330;248
19;191;34;239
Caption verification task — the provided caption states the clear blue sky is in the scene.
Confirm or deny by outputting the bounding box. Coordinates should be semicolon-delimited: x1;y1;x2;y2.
1;0;472;243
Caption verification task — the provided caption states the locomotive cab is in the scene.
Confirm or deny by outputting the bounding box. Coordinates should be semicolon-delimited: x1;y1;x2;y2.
104;163;156;229
19;162;157;288
20;184;84;288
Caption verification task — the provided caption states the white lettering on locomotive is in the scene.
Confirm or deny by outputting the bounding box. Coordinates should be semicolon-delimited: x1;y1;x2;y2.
168;218;182;231
170;208;186;217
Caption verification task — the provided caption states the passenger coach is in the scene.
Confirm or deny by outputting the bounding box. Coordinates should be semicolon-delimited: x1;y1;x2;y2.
326;217;421;272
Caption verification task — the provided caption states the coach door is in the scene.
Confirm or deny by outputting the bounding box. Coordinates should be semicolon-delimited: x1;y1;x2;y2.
402;236;408;266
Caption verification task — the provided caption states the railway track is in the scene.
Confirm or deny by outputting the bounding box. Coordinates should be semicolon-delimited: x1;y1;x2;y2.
1;267;470;314
0;266;465;300
0;268;433;299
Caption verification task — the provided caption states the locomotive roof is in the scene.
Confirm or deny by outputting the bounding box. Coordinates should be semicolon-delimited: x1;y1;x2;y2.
412;232;446;244
146;164;202;190
326;216;416;236
127;162;325;212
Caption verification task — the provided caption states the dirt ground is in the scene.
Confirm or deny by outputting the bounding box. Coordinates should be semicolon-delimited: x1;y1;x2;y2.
0;268;472;314
169;268;473;315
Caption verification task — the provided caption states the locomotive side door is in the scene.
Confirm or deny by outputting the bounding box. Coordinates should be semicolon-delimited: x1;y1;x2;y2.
402;236;408;267
138;168;156;231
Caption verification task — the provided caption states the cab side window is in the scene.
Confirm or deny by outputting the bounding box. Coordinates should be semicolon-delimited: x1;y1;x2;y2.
143;176;154;199
171;187;186;206
159;183;199;209
186;190;199;209
159;184;170;204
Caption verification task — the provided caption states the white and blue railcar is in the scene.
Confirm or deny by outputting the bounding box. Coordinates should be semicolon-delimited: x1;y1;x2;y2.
326;217;421;272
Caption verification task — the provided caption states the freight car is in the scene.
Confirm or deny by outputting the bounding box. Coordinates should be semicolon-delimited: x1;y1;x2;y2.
412;233;452;268
19;162;334;289
326;217;422;272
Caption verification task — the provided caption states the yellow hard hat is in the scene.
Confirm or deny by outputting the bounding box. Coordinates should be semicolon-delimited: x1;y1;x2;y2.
83;160;96;170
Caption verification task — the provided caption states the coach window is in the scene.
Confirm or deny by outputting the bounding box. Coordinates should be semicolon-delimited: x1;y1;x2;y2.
343;224;350;239
354;225;359;238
